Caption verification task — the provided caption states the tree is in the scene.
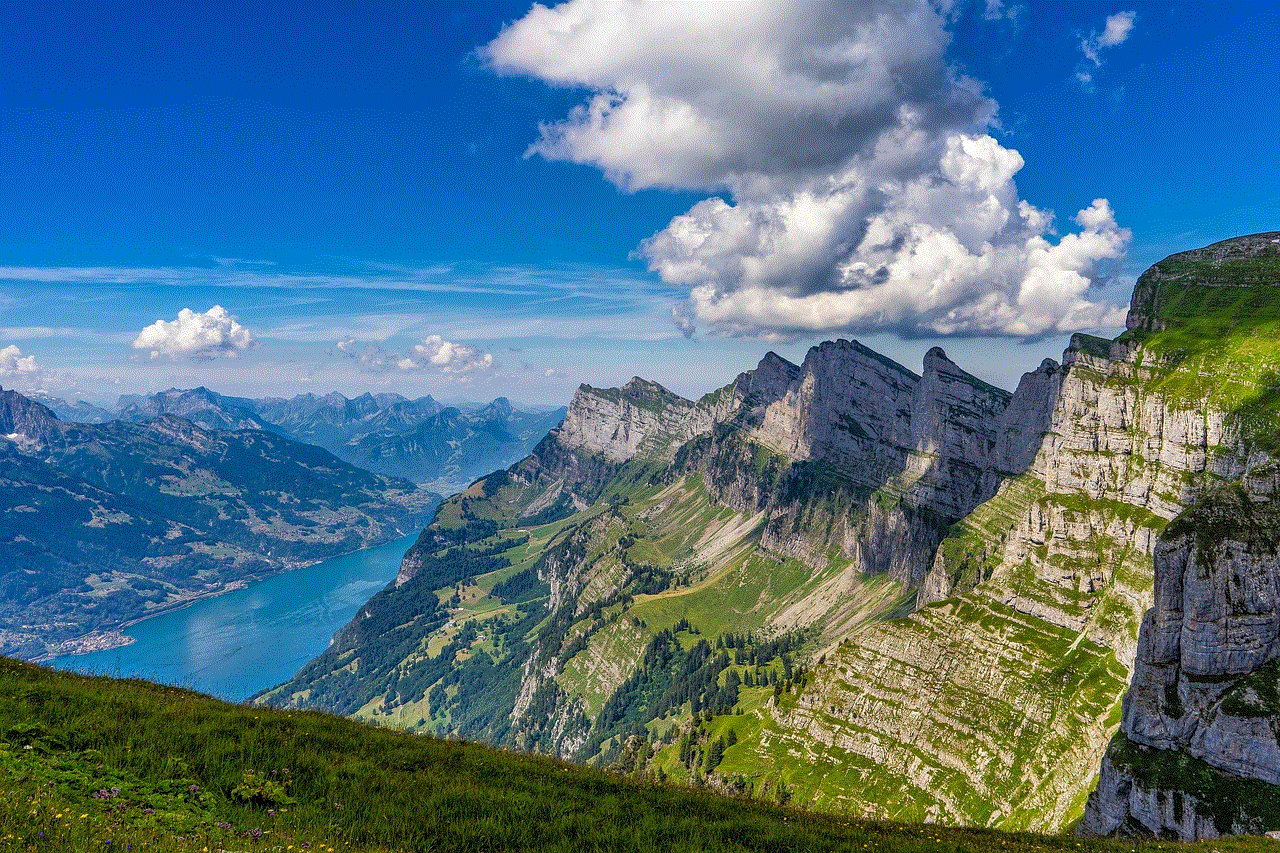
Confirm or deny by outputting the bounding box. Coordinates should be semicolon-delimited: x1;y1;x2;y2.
704;736;725;773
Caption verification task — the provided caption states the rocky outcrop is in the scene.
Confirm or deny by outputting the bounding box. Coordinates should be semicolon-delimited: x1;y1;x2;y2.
1077;232;1280;840
1080;480;1280;839
1126;231;1280;333
767;233;1280;829
556;377;714;464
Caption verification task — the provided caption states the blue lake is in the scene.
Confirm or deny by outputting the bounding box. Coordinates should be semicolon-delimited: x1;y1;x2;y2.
48;532;418;703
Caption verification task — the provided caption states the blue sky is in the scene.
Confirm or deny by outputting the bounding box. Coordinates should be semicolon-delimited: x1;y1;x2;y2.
1;1;1277;407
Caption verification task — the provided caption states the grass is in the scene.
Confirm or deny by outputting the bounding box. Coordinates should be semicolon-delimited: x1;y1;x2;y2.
3;657;1278;853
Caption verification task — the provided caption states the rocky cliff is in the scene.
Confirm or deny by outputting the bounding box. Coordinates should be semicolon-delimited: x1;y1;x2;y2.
1078;234;1280;840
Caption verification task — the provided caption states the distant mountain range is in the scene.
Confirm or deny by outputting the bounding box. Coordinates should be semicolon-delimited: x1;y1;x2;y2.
0;388;437;659
35;387;567;493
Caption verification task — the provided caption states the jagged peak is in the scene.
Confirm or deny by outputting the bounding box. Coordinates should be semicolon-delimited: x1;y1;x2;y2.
480;397;514;418
0;386;61;428
756;350;798;373
919;346;1011;402
574;377;692;410
805;338;922;382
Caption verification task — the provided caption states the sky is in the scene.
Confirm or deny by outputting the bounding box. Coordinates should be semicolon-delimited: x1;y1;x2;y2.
1;1;1277;408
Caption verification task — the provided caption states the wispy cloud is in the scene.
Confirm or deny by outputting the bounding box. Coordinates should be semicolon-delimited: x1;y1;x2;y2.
0;326;97;340
1078;11;1136;86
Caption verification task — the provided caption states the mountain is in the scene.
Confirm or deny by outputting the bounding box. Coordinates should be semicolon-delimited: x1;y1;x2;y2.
0;388;437;659
1078;233;1280;839
115;386;274;432
20;390;115;423
117;389;567;491
263;234;1280;839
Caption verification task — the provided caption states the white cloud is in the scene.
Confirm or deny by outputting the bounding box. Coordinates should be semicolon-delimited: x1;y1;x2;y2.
0;344;44;381
397;335;495;379
1081;10;1135;66
982;0;1022;21
489;0;1130;340
131;306;256;361
336;337;394;371
337;334;496;381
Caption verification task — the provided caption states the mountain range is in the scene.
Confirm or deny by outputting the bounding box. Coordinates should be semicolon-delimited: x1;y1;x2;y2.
85;388;566;493
262;233;1280;840
0;389;437;659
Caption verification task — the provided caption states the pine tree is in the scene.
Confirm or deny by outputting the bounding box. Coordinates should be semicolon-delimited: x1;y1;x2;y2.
704;736;725;773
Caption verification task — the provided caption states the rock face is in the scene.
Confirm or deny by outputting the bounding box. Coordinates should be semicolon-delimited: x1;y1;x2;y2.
1080;483;1280;839
1076;233;1280;840
556;377;714;465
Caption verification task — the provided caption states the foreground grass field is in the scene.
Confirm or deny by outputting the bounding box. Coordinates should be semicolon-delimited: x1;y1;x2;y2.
0;658;1271;853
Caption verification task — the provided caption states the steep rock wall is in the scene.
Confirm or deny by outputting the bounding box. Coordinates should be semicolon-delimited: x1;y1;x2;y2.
1081;477;1280;839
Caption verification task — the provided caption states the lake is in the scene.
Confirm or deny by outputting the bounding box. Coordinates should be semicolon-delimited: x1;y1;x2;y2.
47;532;419;703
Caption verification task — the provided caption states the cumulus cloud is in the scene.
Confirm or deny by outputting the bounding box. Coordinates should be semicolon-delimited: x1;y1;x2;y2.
1082;11;1136;65
397;335;495;377
0;344;44;381
336;337;394;371
132;306;256;361
487;0;1130;340
337;335;496;381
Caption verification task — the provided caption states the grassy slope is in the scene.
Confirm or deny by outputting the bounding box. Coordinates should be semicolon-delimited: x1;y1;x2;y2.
3;656;1276;853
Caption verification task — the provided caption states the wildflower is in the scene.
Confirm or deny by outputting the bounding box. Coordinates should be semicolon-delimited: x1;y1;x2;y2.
143;808;154;815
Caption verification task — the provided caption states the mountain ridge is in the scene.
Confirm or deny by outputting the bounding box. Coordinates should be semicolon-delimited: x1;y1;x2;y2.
265;233;1280;839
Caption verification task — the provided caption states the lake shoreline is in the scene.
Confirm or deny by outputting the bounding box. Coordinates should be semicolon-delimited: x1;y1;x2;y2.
43;532;421;703
35;529;429;663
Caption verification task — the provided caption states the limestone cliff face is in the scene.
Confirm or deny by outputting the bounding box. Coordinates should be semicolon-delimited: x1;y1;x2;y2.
744;341;1018;517
271;233;1280;838
770;277;1278;831
690;341;1031;587
556;377;714;465
1081;478;1280;839
1072;233;1280;840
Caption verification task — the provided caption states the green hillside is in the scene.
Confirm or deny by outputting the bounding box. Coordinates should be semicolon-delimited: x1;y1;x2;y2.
1;657;1273;853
